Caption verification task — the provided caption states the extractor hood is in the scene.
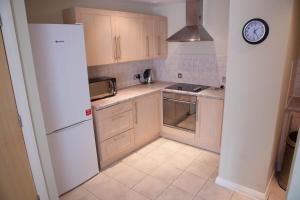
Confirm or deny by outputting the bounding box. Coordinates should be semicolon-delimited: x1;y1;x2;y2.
166;0;213;42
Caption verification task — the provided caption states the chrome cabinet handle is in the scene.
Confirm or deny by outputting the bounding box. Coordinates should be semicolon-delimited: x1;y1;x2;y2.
117;36;121;59
157;36;161;56
146;36;150;57
134;102;138;124
114;36;117;60
163;97;196;104
196;101;199;122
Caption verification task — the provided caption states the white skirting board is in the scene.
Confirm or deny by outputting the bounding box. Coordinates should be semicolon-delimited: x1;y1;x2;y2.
215;172;274;200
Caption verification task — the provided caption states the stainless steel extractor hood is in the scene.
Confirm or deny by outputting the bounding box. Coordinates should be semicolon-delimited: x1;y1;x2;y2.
166;0;213;42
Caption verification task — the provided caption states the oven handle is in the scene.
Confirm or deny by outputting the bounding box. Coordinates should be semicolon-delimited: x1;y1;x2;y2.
163;97;196;105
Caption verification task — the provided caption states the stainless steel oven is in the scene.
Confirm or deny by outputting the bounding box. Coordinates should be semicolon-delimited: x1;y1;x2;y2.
163;92;197;133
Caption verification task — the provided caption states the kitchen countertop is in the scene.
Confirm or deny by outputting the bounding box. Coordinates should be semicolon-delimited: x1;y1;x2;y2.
92;81;225;110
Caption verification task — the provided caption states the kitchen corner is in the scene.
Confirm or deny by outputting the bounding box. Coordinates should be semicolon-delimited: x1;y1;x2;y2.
92;81;225;110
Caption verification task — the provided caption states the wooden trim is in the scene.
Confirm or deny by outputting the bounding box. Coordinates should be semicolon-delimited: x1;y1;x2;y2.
0;1;51;199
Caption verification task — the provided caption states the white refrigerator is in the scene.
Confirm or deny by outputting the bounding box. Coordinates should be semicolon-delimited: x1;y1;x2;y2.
29;24;99;195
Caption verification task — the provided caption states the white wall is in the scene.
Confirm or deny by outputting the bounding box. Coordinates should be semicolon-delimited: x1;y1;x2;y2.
11;0;59;199
152;0;229;86
218;0;299;198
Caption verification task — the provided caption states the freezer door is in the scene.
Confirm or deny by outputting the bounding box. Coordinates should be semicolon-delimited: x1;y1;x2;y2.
29;24;92;133
47;119;99;195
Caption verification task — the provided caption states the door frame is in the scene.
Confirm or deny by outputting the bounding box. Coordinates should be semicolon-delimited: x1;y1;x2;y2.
0;0;49;199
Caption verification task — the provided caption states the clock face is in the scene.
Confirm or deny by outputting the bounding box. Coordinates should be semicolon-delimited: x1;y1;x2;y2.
242;18;269;44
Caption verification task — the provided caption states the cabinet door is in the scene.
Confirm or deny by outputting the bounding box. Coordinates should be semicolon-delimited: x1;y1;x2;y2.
134;92;161;147
155;17;168;58
142;16;155;59
77;10;116;66
100;129;135;167
196;97;224;153
114;13;143;62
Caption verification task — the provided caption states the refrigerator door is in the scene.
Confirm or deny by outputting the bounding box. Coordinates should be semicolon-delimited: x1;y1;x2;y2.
47;119;99;195
29;24;92;134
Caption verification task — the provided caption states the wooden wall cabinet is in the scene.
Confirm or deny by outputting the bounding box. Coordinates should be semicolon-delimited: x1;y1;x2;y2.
63;7;168;67
155;17;168;58
196;97;224;153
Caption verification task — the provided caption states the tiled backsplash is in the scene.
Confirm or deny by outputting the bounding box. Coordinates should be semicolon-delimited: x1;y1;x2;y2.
153;54;226;88
88;60;154;89
88;55;227;89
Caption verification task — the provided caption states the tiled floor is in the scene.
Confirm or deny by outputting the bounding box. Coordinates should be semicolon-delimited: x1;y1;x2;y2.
60;137;285;200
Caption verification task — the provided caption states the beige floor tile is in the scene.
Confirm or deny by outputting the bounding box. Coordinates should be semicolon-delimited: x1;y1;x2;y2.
168;152;195;170
209;168;219;181
172;171;207;195
186;160;216;179
150;137;168;147
85;178;129;200
196;151;220;167
146;146;175;164
181;145;203;159
157;185;194;200
196;180;233;200
159;140;185;152
122;153;143;166
150;163;183;184
103;162;131;177
133;175;169;200
82;173;111;189
131;157;161;174
124;190;149;200
109;165;146;188
231;192;256;200
136;144;157;156
60;187;98;200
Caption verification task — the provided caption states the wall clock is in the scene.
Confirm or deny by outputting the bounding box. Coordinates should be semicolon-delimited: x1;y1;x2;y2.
242;18;269;44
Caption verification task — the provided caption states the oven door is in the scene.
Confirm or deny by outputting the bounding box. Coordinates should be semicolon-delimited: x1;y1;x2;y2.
163;93;197;133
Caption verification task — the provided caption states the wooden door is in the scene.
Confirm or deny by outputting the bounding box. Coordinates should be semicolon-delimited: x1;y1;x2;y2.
142;16;155;59
134;92;161;147
77;9;116;66
155;17;168;58
0;29;37;200
196;97;224;153
114;13;143;62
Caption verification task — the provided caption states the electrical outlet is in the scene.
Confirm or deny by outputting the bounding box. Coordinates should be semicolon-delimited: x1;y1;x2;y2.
222;76;226;84
178;73;182;78
134;74;141;80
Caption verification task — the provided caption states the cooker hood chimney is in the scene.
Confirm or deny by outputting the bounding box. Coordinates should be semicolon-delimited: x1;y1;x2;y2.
166;0;213;42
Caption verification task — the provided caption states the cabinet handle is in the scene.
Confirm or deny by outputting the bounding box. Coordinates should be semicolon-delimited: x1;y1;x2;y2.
134;102;138;124
157;36;161;56
114;36;117;60
196;101;199;122
117;36;121;59
146;36;150;57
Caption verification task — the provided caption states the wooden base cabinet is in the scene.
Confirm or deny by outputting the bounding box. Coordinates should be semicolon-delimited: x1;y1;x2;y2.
196;97;224;153
93;92;162;168
134;92;161;148
63;7;167;66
